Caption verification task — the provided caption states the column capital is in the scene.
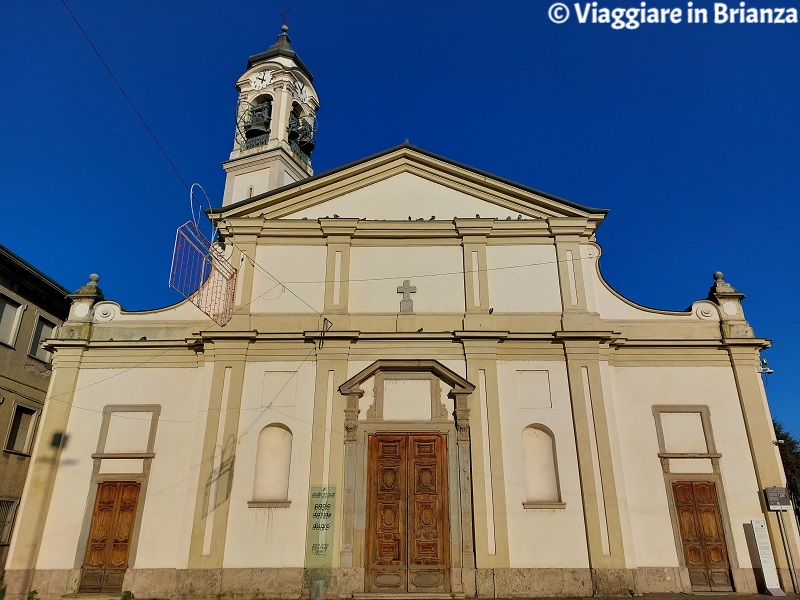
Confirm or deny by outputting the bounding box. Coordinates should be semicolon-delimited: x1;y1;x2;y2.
319;218;359;238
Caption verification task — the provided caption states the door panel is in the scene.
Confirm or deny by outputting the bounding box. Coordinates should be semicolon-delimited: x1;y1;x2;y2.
673;481;732;592
408;435;448;592
80;481;141;593
366;433;449;593
368;435;407;592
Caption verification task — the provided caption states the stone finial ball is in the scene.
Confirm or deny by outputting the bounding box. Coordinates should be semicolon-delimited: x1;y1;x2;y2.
89;273;100;283
282;24;288;32
713;271;724;281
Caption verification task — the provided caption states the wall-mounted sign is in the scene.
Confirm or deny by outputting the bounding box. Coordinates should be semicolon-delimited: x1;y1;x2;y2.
304;485;336;586
765;487;793;511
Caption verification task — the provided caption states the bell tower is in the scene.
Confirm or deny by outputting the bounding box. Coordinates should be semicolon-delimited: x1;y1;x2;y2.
222;25;319;206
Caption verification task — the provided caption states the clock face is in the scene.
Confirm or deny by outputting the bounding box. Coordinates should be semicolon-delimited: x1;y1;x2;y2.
293;80;307;102
252;70;273;90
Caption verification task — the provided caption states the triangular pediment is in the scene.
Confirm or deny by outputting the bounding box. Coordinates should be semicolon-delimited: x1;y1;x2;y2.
216;145;607;222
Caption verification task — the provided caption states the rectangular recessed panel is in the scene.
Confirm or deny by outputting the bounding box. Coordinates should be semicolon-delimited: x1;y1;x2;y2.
383;379;432;421
661;412;708;453
104;412;152;454
516;370;552;409
262;371;298;407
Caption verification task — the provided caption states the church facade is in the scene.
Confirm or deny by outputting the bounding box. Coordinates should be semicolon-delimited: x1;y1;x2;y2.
4;28;797;600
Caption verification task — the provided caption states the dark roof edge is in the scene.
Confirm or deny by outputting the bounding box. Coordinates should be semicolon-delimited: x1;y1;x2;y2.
214;143;609;216
247;48;314;83
0;243;71;296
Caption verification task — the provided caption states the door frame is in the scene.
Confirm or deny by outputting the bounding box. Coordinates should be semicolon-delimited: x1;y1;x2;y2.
337;360;476;594
663;472;739;589
73;405;160;573
354;423;466;588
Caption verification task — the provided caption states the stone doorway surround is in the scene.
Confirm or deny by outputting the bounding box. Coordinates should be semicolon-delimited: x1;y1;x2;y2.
338;360;476;595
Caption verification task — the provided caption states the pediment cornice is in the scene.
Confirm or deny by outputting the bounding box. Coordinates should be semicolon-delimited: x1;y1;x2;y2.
213;145;607;224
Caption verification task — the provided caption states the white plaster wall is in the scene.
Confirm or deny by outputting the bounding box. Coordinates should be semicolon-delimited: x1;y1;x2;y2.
251;245;326;313
486;245;561;313
223;360;316;568
232;168;270;204
349;246;465;313
35;367;210;570
610;366;764;568
285;173;522;220
496;361;590;568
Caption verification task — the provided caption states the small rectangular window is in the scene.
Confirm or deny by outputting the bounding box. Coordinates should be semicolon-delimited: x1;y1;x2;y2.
0;498;20;545
29;316;56;362
0;295;23;346
5;404;39;454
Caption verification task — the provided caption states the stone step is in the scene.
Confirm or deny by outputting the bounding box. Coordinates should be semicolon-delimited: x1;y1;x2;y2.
352;594;466;600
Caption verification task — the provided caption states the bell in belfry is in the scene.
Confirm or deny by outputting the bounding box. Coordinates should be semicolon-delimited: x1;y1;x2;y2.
246;112;269;139
245;101;271;139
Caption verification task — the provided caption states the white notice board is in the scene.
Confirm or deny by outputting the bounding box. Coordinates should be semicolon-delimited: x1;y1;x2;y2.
752;519;785;596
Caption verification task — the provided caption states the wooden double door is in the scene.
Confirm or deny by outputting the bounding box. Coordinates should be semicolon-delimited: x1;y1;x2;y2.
79;481;141;593
366;433;450;593
673;480;732;591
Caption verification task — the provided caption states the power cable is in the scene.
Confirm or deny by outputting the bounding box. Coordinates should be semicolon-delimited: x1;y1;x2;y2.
59;0;190;191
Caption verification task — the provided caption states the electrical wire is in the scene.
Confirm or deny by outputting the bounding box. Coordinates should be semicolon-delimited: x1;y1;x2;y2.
59;0;190;191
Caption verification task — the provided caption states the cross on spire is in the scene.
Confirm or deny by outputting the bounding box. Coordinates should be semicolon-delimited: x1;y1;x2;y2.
397;280;416;313
280;7;293;26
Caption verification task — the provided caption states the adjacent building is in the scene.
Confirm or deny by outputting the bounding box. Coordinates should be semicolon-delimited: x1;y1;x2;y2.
0;244;70;576
4;28;797;599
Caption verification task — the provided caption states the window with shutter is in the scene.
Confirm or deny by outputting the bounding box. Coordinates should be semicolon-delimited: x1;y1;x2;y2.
0;295;23;346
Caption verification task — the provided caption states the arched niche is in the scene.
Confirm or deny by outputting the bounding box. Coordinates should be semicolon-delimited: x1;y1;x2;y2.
521;424;564;508
249;423;292;507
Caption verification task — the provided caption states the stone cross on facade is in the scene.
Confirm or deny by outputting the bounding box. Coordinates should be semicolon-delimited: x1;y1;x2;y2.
397;279;416;313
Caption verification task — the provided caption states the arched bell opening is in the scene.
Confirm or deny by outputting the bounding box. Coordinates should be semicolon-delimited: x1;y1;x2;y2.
287;101;316;158
244;94;273;141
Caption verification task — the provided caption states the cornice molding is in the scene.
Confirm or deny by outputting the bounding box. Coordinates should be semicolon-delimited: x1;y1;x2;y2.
214;147;607;223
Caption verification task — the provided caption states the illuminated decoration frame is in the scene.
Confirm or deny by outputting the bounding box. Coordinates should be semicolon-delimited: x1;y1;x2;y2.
169;185;237;327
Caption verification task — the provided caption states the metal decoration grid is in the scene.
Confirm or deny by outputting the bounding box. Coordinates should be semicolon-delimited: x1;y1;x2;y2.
169;221;237;326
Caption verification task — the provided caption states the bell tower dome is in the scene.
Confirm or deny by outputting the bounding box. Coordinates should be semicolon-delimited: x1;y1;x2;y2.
222;25;319;206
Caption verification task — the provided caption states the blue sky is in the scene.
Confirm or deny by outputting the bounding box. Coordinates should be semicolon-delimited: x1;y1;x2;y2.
1;2;799;431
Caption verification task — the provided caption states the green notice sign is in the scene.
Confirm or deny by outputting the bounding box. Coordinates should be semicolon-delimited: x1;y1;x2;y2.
305;485;336;584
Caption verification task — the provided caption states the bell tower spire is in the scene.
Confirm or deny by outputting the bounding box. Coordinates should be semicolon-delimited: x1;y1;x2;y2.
222;25;319;206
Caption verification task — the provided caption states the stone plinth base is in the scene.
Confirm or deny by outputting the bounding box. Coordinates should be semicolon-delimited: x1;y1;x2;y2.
0;565;763;600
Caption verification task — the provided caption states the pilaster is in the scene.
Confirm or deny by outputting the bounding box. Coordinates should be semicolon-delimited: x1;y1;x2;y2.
455;220;492;318
306;334;356;567
727;341;799;575
188;339;249;568
548;219;599;331
321;219;357;317
7;344;87;572
230;230;258;311
459;334;509;567
558;333;628;572
706;272;798;576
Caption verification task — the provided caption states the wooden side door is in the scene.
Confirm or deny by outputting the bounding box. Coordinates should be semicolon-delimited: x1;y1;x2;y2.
366;433;449;593
673;480;732;591
80;481;141;593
